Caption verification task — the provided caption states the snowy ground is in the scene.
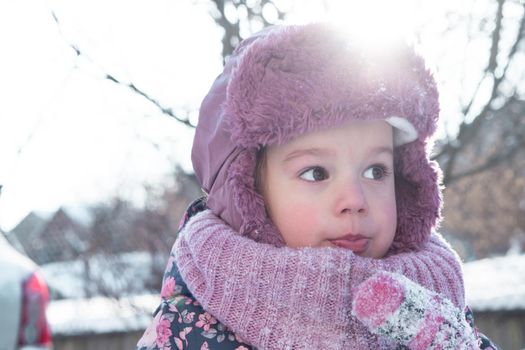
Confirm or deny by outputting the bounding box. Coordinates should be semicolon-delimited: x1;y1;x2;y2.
42;252;162;336
41;251;163;299
463;253;525;311
47;293;158;336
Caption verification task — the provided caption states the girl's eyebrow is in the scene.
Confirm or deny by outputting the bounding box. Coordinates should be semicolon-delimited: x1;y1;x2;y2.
283;148;333;162
283;146;393;162
372;146;394;157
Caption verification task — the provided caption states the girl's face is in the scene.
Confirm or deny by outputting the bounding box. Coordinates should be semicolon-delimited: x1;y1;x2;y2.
261;120;397;258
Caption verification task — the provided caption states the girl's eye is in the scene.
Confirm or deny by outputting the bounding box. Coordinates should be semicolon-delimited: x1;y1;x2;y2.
363;165;390;180
300;166;329;182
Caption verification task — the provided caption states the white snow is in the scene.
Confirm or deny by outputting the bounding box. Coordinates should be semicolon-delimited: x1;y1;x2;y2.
47;294;159;336
61;206;94;227
42;252;166;336
463;253;525;311
41;251;164;299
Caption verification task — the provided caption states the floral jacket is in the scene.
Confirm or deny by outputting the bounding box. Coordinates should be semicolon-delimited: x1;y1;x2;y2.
136;198;499;350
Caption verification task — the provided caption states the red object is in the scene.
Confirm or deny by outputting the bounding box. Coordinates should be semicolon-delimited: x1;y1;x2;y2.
352;272;405;328
18;271;52;347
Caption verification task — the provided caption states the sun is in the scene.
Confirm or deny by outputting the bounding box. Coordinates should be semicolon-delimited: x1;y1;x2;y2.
322;0;418;48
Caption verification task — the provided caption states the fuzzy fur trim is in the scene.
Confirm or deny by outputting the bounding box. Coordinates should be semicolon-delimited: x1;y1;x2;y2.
225;24;439;148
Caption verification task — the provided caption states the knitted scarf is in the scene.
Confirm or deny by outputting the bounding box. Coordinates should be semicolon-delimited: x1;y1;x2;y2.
174;210;465;350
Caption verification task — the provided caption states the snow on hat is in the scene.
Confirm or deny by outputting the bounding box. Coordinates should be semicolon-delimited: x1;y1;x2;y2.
191;23;442;252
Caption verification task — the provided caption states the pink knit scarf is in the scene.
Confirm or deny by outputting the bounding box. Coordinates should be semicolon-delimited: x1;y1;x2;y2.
175;210;465;349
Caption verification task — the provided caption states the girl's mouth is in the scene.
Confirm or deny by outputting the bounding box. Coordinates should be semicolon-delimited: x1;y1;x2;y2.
329;234;370;253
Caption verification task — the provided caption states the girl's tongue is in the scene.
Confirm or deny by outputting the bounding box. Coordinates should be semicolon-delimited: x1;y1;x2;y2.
330;234;370;253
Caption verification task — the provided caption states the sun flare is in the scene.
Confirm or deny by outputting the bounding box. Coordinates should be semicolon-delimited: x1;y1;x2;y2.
323;0;417;48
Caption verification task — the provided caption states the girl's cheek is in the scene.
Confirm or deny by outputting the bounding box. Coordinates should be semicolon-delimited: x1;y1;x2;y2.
290;202;318;223
281;205;320;236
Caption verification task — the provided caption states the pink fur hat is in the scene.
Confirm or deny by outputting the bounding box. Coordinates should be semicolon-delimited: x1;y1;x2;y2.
192;23;442;252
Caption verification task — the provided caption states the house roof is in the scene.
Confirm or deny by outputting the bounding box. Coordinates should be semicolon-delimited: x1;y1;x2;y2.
8;211;49;240
47;294;158;336
60;206;94;227
7;206;96;264
41;251;162;299
10;206;93;238
464;253;525;312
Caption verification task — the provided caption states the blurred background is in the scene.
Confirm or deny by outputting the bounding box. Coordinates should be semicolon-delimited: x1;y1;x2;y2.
0;0;524;349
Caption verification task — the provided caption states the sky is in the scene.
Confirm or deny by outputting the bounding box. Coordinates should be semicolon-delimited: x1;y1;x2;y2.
0;0;222;230
0;0;503;231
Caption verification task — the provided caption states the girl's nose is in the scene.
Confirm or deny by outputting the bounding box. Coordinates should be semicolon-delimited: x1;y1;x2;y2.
334;177;369;216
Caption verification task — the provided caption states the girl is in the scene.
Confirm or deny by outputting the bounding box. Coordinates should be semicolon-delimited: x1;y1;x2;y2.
138;23;498;349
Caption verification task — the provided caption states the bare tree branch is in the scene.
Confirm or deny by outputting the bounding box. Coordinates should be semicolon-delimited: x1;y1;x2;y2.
434;1;525;185
486;0;505;73
446;137;525;183
496;3;525;80
461;0;504;118
209;0;285;61
105;74;195;128
210;0;241;61
50;11;195;128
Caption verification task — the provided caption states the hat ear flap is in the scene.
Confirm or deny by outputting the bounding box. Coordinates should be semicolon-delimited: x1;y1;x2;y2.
226;148;284;246
392;141;442;252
